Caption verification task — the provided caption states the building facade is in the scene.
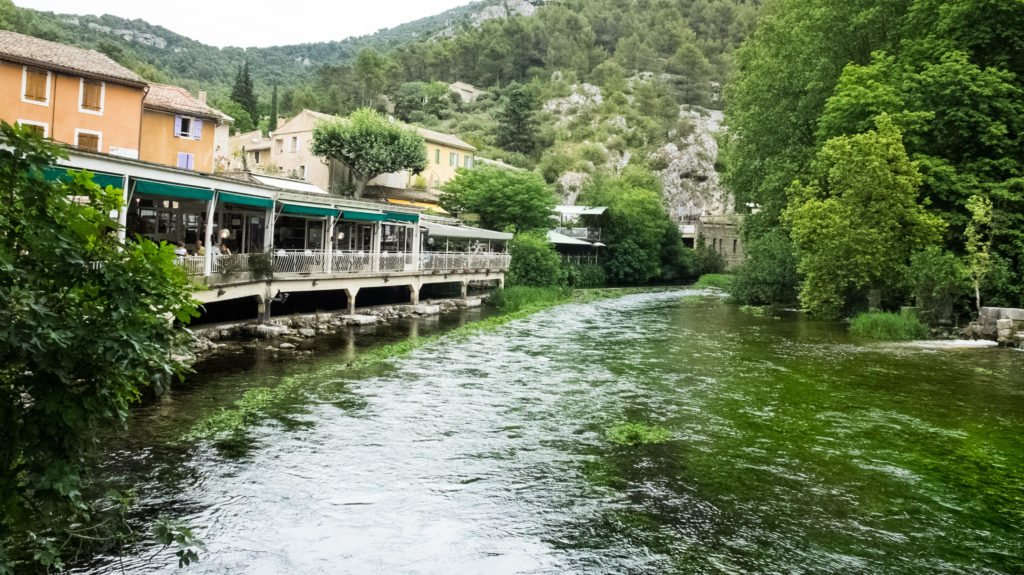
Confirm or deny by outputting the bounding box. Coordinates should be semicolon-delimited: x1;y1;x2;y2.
0;29;146;158
140;84;232;173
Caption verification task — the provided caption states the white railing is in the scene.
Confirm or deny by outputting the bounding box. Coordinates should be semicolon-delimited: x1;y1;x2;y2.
175;250;511;277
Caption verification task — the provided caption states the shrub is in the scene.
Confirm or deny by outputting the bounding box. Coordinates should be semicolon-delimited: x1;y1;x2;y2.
849;311;929;340
694;273;734;290
604;239;660;284
489;286;570;313
730;229;800;306
507;232;565;287
564;262;606;287
908;246;968;324
691;243;725;276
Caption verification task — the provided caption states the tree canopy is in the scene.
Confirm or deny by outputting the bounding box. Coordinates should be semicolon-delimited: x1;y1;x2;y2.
440;164;555;233
0;123;198;570
311;108;427;198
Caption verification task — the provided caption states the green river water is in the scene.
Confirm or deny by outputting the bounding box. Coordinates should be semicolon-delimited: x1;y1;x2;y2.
73;290;1023;574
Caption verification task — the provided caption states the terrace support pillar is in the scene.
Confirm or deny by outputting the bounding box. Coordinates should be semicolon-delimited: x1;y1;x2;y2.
460;281;468;298
255;294;268;323
203;192;217;276
345;287;359;315
409;284;420;305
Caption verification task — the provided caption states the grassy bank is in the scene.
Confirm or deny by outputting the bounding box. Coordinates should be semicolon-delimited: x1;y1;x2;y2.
849;311;929;341
693;274;735;290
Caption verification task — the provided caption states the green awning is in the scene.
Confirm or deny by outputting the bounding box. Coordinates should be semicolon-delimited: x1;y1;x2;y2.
219;191;274;209
134;179;214;201
341;210;386;222
280;203;341;217
385;212;419;223
44;166;124;190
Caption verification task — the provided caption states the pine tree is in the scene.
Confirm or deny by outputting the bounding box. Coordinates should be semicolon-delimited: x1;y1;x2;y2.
231;62;258;126
497;82;539;157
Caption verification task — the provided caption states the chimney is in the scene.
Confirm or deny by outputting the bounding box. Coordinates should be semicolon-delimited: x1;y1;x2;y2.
198;90;207;105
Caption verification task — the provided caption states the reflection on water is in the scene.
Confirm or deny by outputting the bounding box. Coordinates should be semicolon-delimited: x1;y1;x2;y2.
73;292;1024;574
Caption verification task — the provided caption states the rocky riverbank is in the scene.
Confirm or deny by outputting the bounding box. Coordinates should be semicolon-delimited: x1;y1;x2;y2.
186;296;484;360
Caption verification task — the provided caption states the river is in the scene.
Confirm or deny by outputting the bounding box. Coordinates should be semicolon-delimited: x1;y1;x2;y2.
73;290;1024;574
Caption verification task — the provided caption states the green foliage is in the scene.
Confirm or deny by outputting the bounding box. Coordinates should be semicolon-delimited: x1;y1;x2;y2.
212;98;254;134
506;232;565;287
849;311;929;341
268;84;278;134
693;274;734;290
0;123;198;570
606;422;672;446
964;194;993;312
488;286;571;313
497;83;540;157
730;229;800;306
247;250;275;281
784;116;944;318
153;518;206;568
231;61;258;125
691;243;726;276
440;165;555;233
311;108;427;198
564;263;607;288
908;246;969;324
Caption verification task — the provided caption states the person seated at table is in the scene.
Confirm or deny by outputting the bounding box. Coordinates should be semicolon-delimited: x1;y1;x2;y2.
174;241;188;257
195;240;206;256
218;243;232;255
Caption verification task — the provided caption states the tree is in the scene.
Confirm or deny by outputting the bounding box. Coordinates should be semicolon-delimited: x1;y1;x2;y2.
213;98;253;134
311;108;427;199
506;231;565;287
783;116;945;318
231;61;258;124
440;165;555;233
0;123;198;570
497;83;539;157
268;83;278;134
964;194;993;312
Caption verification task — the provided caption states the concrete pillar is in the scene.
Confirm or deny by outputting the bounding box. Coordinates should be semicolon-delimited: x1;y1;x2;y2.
497;277;505;290
344;287;359;315
409;284;419;305
256;294;268;323
460;281;468;298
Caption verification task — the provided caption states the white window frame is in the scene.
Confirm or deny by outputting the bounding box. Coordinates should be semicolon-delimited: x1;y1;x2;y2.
17;119;48;137
449;151;458;166
21;66;51;106
78;78;106;115
74;128;103;152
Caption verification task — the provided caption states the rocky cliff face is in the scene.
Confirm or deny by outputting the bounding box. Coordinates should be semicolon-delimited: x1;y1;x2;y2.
655;108;733;224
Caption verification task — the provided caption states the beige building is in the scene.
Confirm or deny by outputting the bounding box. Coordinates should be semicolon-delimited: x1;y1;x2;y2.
229;109;476;198
691;213;744;270
448;81;486;103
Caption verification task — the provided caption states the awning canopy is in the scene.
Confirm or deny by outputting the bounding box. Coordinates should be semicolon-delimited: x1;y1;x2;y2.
554;205;607;217
422;221;512;241
44;166;124;190
547;230;593;246
385;212;419;224
134;178;214;201
252;174;327;194
218;191;274;209
280;203;341;218
340;210;386;222
386;198;449;215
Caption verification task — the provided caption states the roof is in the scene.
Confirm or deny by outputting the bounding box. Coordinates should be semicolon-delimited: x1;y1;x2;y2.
0;29;146;87
251;174;327;194
386;198;449;215
272;109;336;135
144;84;233;122
414;126;476;152
547;230;593;246
555;205;607;216
422;221;512;241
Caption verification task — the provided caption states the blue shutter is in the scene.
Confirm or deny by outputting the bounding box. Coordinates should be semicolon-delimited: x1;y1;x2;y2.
174;115;182;137
193;118;203;139
186;153;195;171
177;152;188;169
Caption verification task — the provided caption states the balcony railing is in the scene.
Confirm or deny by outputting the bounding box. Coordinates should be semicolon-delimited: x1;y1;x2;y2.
176;251;510;278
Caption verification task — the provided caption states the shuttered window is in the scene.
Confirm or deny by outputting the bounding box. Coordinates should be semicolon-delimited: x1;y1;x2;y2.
174;115;202;139
81;79;103;111
76;132;100;152
176;152;195;170
19;121;46;137
23;67;49;103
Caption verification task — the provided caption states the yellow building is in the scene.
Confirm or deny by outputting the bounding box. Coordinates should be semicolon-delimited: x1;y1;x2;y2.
412;127;476;191
140;84;233;173
0;29;146;157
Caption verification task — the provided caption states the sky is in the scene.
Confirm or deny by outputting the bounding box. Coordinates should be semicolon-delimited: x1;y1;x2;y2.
14;0;475;48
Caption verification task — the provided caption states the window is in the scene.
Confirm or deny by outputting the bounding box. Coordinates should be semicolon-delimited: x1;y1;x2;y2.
434;148;440;164
17;120;47;138
22;67;50;105
176;152;195;171
253;150;262;164
276;138;283;154
75;129;101;152
733;239;738;254
174;115;202;139
79;79;104;114
449;152;458;166
299;165;307;180
464;155;473;168
290;136;300;153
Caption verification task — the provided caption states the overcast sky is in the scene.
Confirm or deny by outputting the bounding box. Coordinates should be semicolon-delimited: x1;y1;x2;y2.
15;0;475;48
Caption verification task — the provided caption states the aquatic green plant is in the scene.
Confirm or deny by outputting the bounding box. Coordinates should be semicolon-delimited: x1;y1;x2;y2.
606;422;672;446
693;273;735;290
849;311;929;341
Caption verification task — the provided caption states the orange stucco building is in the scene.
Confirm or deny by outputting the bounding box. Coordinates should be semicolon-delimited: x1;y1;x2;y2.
140;84;232;173
0;29;146;157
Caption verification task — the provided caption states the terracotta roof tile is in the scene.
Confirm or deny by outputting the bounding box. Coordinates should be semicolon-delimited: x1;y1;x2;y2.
415;126;476;152
144;83;232;122
0;29;145;86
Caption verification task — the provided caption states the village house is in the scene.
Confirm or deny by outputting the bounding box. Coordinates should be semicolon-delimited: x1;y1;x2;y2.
0;29;147;158
140;83;233;173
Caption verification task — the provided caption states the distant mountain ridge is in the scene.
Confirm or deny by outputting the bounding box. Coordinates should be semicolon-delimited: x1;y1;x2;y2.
0;0;528;95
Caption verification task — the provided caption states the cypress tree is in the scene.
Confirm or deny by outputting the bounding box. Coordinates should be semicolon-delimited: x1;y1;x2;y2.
268;84;278;135
231;62;258;125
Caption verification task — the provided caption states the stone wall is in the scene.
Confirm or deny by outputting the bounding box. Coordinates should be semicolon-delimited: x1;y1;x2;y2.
966;307;1024;347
